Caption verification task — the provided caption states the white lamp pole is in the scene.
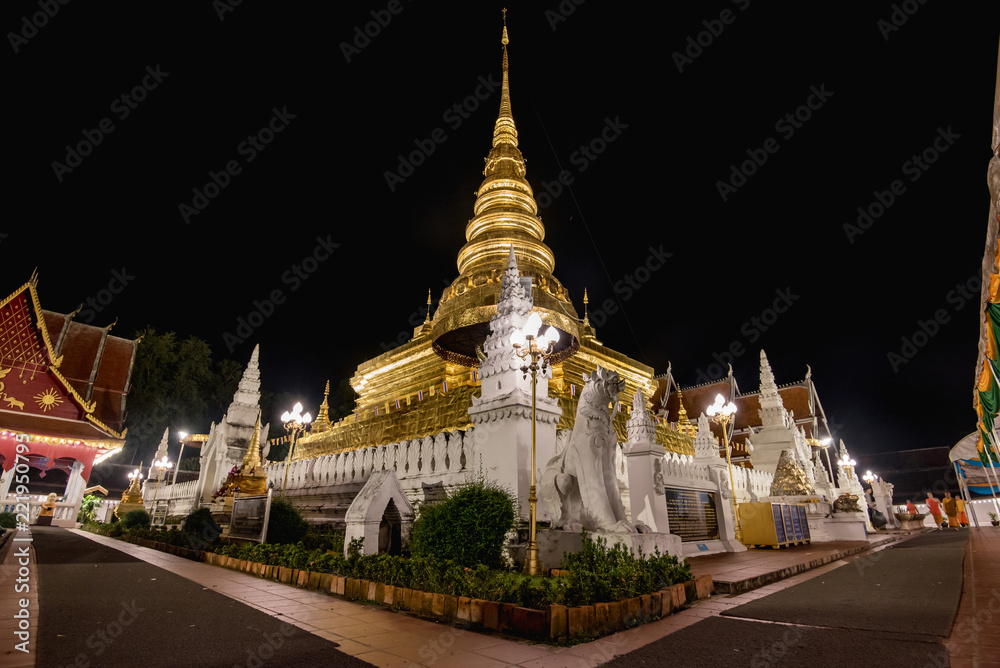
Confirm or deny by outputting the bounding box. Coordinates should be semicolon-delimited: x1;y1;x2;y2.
148;456;172;512
707;393;742;543
511;311;559;577
171;431;188;486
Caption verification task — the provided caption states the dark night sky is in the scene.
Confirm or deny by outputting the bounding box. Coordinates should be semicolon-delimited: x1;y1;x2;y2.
5;2;999;491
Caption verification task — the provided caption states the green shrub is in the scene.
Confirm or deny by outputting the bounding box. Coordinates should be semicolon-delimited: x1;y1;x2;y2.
266;498;309;545
120;509;151;530
561;533;692;606
301;524;344;553
182;507;222;549
78;494;104;524
409;477;517;569
0;512;17;529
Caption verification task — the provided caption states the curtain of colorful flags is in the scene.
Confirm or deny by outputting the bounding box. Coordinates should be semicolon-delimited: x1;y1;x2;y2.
969;243;1000;495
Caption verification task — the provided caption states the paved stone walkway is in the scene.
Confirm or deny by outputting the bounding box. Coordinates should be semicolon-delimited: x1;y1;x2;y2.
4;526;997;667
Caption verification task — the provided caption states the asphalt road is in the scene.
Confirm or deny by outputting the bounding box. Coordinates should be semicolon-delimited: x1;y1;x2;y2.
32;527;373;668
605;531;967;668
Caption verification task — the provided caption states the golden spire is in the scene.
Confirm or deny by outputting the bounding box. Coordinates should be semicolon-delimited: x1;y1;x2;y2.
240;412;263;473
424;289;432;324
676;390;697;437
434;11;579;365
313;381;331;433
494;9;516;150
582;288;590;328
127;462;143;494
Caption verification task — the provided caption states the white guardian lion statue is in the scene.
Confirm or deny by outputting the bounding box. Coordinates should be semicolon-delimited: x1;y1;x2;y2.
540;366;637;534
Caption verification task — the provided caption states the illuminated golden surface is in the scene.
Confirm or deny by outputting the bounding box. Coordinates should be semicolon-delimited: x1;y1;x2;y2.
297;18;692;460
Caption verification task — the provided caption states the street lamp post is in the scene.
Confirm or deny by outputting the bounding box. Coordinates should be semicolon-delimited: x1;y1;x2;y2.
837;453;857;488
148;456;172;513
280;403;312;498
171;431;188;486
510;311;560;577
706;394;742;543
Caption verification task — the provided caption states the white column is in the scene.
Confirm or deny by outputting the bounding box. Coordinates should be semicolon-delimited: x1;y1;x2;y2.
624;443;670;533
61;460;87;524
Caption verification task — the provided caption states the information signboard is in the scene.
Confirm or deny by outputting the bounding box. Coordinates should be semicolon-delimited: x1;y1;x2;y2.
664;488;719;542
229;490;272;543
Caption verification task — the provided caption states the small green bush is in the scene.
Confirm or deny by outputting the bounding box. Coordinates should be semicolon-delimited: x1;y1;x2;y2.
120;509;151;530
409;477;517;569
0;512;17;529
78;494;104;524
182;507;222;549
266;498;309;545
561;532;692;606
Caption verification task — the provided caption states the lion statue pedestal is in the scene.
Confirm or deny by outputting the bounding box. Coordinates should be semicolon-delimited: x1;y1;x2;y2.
536;366;682;570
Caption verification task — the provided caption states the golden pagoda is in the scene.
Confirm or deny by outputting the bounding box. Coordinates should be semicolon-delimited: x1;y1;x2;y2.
214;413;268;499
114;462;146;519
295;16;694;460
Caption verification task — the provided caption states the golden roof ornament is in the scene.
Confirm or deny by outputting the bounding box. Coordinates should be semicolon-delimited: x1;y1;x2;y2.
675;390;697;437
313;381;331;433
240;412;264;473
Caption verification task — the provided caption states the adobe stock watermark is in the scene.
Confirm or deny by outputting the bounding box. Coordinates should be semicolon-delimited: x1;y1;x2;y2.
51;65;170;183
59;599;145;665
222;235;338;352
748;624;804;668
212;0;244;21
877;0;928;41
716;84;833;202
236;624;297;668
179;106;296;224
384;74;500;192
843;126;961;244
340;0;413;63
587;245;672;328
886;274;980;373
78;267;135;324
536;116;629;209
545;0;586;31
7;0;71;54
693;287;800;384
671;0;751;73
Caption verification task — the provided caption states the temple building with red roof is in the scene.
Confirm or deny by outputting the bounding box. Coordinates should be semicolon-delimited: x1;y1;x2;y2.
655;350;837;484
0;273;138;525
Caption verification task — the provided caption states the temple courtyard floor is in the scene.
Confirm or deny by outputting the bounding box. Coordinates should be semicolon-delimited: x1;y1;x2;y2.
1;525;997;667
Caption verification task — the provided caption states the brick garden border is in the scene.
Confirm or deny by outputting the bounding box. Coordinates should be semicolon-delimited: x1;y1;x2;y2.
199;550;713;641
89;530;713;642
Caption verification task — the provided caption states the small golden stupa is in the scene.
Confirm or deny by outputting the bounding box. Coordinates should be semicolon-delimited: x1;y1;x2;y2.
214;413;269;500
114;462;146;519
769;450;816;497
675;390;698;438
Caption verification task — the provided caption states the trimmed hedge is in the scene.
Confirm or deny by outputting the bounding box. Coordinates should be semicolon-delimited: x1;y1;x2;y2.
409;477;517;569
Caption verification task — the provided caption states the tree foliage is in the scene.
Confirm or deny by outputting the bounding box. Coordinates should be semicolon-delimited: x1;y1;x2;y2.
266;498;310;545
122;327;241;466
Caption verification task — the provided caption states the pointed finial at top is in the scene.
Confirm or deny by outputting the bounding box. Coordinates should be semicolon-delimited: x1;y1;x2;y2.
492;11;516;148
582;288;590;327
424;289;432;324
